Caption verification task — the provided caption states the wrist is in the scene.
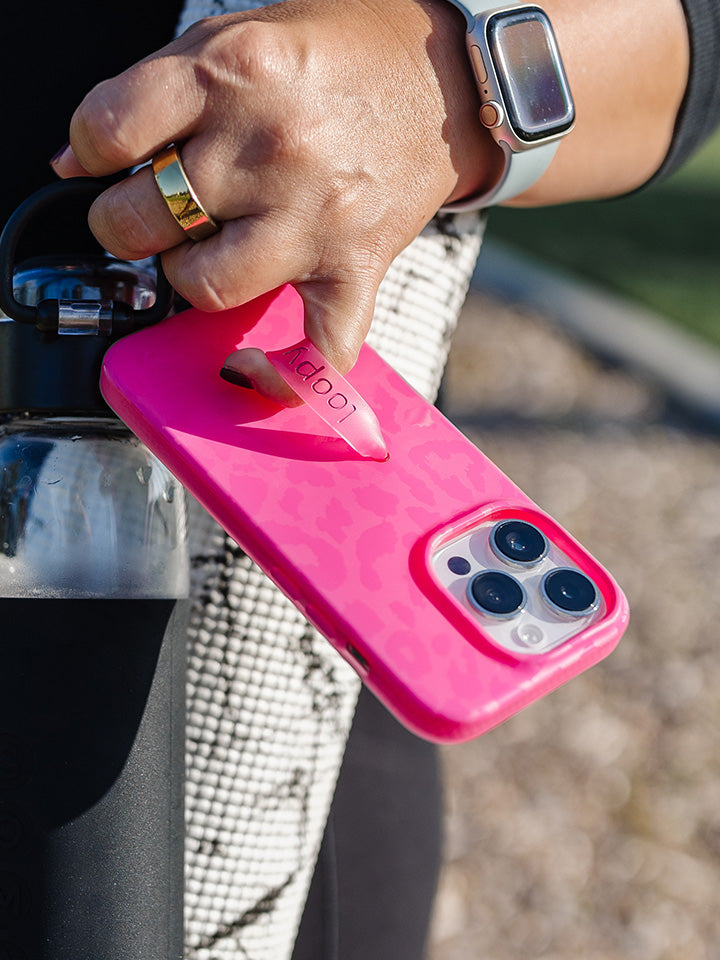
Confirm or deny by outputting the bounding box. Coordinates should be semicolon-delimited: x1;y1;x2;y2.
419;0;506;205
359;0;504;209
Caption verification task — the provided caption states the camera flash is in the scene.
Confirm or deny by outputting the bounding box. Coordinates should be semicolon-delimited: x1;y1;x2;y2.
514;623;545;647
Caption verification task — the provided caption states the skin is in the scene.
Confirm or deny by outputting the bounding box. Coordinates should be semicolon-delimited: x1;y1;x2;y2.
51;0;689;404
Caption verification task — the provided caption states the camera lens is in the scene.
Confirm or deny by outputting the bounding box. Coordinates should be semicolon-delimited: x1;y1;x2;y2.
490;519;548;566
542;568;599;616
468;571;526;619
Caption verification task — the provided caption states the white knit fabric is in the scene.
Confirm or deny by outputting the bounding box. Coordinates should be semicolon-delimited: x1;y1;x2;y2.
178;4;485;956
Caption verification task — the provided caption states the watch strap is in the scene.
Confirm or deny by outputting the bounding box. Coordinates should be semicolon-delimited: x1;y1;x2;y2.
443;0;502;23
441;140;558;211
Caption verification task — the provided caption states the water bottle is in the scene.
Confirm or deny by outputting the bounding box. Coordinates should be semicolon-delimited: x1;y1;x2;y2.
0;180;188;959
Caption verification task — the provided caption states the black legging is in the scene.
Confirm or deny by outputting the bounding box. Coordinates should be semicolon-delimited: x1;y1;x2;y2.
292;685;443;960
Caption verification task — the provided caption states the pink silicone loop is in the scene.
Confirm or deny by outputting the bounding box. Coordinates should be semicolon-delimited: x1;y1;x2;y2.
266;339;389;460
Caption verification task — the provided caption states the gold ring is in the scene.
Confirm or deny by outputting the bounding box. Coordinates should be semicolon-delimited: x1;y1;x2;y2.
152;143;220;241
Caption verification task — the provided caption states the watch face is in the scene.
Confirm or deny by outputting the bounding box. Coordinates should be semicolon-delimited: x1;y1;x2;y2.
487;8;574;143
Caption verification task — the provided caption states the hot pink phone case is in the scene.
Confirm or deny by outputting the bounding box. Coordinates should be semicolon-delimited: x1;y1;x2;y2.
101;285;629;743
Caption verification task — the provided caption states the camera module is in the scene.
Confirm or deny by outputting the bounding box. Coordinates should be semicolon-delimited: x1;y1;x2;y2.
542;568;599;617
490;519;548;567
468;570;526;619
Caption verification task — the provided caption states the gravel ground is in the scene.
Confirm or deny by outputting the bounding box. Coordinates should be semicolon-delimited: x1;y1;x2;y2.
429;290;720;960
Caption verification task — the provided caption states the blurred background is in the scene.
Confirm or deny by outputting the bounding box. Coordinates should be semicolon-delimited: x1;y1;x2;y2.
429;131;720;960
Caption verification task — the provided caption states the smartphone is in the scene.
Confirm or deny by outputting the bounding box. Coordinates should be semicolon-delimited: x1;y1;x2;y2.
100;285;629;743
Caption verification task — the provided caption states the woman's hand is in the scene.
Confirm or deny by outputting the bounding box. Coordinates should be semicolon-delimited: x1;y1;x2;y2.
51;0;690;401
51;0;498;403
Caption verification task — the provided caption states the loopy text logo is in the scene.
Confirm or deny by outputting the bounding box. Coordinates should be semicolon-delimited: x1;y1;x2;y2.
282;346;357;424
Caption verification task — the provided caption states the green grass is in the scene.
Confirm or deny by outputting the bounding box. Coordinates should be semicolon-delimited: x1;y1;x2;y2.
486;130;720;347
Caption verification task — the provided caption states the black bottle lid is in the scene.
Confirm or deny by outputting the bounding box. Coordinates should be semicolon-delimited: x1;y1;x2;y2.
0;180;172;415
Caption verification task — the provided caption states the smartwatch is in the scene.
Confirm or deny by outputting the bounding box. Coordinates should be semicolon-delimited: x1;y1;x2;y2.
441;1;574;209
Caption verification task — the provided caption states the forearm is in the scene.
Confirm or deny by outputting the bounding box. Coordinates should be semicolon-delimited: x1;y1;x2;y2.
515;0;691;205
428;0;691;207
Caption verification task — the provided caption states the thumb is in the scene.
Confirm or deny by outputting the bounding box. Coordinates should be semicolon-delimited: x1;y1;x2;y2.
220;275;379;407
298;274;379;377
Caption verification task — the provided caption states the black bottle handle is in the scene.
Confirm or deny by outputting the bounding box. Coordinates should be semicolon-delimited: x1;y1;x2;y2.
0;178;173;333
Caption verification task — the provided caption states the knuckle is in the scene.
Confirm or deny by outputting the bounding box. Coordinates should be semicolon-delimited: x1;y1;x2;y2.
71;80;136;172
321;181;397;250
178;15;215;41
323;175;369;219
223;20;288;83
187;20;320;183
193;20;286;93
193;21;310;168
177;272;235;313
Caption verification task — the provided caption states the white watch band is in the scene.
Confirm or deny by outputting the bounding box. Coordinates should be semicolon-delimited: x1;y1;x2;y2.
445;0;505;25
440;0;560;210
443;139;558;211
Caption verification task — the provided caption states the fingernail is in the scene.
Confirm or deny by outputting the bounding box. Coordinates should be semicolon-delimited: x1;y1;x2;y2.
50;142;70;167
220;367;255;389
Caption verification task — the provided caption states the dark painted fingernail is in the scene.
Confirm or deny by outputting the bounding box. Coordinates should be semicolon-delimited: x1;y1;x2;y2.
220;367;254;389
50;142;70;166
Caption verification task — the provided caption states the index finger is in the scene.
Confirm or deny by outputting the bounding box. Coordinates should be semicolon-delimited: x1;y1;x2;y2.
65;50;205;176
